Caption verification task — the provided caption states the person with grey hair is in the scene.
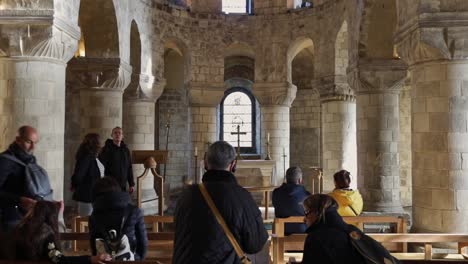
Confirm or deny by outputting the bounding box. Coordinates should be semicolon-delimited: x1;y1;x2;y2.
272;166;311;235
173;141;268;264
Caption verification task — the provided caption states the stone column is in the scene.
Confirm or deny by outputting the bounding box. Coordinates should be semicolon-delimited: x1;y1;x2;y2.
0;17;79;200
123;75;165;215
396;10;468;231
189;82;224;179
320;94;357;192
67;58;131;139
253;82;297;185
351;60;406;213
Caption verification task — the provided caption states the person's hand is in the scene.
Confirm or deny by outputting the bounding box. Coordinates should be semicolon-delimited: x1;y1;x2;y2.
90;254;111;264
19;197;36;211
128;186;134;194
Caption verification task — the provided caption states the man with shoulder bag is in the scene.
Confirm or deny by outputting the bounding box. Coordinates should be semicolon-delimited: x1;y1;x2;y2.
173;141;268;264
0;126;53;232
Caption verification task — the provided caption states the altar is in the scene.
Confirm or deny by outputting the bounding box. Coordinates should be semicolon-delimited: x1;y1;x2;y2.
234;160;277;187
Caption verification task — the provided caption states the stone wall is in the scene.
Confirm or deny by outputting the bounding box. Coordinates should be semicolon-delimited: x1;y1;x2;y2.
290;88;321;190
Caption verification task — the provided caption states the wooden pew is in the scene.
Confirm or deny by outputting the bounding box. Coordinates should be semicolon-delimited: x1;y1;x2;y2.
273;222;468;263
61;232;173;263
272;215;408;264
72;215;174;257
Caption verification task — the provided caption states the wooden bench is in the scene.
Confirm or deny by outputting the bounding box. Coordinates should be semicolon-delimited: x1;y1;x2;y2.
61;232;173;263
72;215;174;258
272;215;408;264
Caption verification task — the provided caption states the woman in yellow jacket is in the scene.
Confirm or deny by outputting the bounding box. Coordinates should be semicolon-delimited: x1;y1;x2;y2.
328;170;363;216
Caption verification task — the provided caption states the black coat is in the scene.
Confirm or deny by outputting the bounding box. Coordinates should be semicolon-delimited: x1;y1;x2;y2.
71;153;102;203
99;139;134;190
272;183;310;235
0;144;35;230
89;191;147;260
302;208;365;264
173;170;268;264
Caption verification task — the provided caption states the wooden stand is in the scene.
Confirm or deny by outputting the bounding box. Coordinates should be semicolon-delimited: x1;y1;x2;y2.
309;167;323;194
133;150;168;216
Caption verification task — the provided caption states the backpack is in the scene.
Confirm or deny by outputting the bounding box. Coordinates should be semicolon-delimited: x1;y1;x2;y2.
347;225;401;264
0;153;53;201
95;205;135;261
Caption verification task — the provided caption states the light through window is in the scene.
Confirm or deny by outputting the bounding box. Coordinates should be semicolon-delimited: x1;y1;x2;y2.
222;91;253;148
222;0;247;13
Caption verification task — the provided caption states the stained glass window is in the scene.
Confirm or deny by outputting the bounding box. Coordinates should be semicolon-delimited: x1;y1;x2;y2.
220;88;256;153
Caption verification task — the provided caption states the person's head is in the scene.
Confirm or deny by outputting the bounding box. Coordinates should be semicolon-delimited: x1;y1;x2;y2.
303;194;338;227
92;176;122;200
76;133;101;159
204;141;237;172
14;200;62;260
111;127;123;144
286;167;303;184
334;170;351;189
15;126;38;154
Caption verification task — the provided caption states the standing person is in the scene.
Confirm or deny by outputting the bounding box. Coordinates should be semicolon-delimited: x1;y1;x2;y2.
10;200;110;264
0;126;53;232
89;177;147;260
99;127;135;193
173;141;268;264
71;133;105;216
328;170;363;216
272;167;311;235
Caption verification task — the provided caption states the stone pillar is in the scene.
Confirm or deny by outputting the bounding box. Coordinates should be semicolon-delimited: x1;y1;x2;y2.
189;82;224;178
0;16;79;200
320;95;357;192
396;11;468;230
351;60;406;213
123;75;165;215
253;82;296;185
67;58;131;139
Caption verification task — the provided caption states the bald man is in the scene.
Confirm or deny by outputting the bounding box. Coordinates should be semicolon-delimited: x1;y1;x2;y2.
0;126;53;231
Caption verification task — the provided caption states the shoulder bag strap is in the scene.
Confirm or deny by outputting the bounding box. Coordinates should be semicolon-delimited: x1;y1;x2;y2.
348;204;358;216
198;183;249;262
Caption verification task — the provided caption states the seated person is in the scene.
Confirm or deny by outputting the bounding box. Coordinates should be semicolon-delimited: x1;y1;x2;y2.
89;177;147;260
8;200;110;264
301;194;397;264
328;170;363;216
272;167;311;235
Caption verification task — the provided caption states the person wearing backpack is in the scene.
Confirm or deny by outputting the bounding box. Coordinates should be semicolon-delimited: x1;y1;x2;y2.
299;194;400;264
88;177;147;260
0;126;53;232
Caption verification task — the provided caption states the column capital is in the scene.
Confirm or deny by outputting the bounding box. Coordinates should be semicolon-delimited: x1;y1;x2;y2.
349;59;407;95
312;76;354;101
252;82;297;107
67;57;132;92
188;81;225;107
0;8;80;63
395;11;468;65
124;74;166;103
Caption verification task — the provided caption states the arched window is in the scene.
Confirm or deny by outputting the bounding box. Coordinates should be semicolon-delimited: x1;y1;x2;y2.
220;87;257;154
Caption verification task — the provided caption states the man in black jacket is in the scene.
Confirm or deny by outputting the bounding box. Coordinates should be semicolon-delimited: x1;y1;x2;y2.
0;126;48;231
173;141;268;264
99;127;135;193
272;167;310;235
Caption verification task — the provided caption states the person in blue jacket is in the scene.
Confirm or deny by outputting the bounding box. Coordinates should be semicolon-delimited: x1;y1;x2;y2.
272;167;311;235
